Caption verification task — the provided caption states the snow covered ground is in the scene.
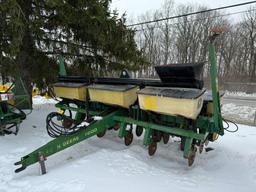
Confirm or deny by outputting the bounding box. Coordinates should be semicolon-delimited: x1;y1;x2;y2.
222;103;256;125
225;91;256;98
0;99;256;192
32;95;57;105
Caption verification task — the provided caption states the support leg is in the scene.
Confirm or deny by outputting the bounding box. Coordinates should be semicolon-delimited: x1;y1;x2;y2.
39;153;47;175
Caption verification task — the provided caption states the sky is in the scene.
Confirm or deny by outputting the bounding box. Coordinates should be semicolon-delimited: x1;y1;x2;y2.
111;0;254;23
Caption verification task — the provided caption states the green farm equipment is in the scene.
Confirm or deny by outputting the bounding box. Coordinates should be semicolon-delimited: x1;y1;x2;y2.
0;78;31;135
15;32;225;174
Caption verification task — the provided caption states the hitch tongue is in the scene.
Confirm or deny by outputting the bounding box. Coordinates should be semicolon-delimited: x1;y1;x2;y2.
14;162;27;173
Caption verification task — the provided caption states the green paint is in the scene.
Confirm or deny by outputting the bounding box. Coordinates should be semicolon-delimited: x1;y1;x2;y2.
183;137;193;158
15;109;124;172
58;55;67;76
209;41;224;135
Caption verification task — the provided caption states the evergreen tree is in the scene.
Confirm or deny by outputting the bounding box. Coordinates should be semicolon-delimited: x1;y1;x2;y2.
0;0;146;94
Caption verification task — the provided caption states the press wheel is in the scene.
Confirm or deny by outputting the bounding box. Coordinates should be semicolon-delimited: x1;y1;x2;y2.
124;131;133;146
188;146;197;167
97;129;106;138
135;126;143;137
113;124;120;131
148;142;157;156
162;133;169;144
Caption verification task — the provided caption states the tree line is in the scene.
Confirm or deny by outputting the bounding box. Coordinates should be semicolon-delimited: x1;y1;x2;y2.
1;0;255;95
134;0;256;84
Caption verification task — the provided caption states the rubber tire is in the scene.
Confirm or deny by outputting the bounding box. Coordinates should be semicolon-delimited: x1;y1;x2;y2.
97;129;106;138
148;142;157;156
113;124;120;131
124;131;133;146
162;133;169;144
135;126;143;137
188;146;197;167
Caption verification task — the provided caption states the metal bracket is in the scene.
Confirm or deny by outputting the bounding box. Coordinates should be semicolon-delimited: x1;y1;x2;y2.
183;137;193;158
118;122;127;138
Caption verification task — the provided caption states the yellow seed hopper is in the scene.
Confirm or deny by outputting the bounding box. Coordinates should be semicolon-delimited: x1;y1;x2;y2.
88;84;138;108
53;82;87;101
138;87;206;119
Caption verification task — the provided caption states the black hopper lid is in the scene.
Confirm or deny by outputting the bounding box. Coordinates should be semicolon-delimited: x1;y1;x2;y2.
155;62;205;83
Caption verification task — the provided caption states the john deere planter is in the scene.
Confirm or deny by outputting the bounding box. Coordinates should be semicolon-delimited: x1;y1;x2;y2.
15;32;225;174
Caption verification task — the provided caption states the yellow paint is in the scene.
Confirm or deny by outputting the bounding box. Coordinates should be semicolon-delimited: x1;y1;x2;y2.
7;99;15;105
88;86;138;108
138;93;204;120
143;96;156;110
44;93;52;99
32;88;40;97
0;85;10;92
57;109;65;114
0;93;15;105
54;84;87;101
212;132;219;141
206;97;223;115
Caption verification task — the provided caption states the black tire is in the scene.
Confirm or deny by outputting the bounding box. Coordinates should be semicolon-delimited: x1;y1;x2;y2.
148;142;157;156
135;126;143;137
124;131;133;146
97;129;106;138
162;133;169;144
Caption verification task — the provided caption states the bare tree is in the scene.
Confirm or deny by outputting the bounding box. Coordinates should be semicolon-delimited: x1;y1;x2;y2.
134;1;256;84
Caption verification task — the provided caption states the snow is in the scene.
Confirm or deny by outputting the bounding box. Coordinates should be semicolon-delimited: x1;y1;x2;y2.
32;96;57;105
0;103;256;192
225;91;256;98
222;103;256;123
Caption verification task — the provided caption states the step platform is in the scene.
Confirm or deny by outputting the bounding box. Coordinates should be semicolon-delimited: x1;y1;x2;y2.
88;84;138;108
138;87;206;119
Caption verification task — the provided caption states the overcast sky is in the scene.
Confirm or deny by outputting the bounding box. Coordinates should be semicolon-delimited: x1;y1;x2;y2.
111;0;254;23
